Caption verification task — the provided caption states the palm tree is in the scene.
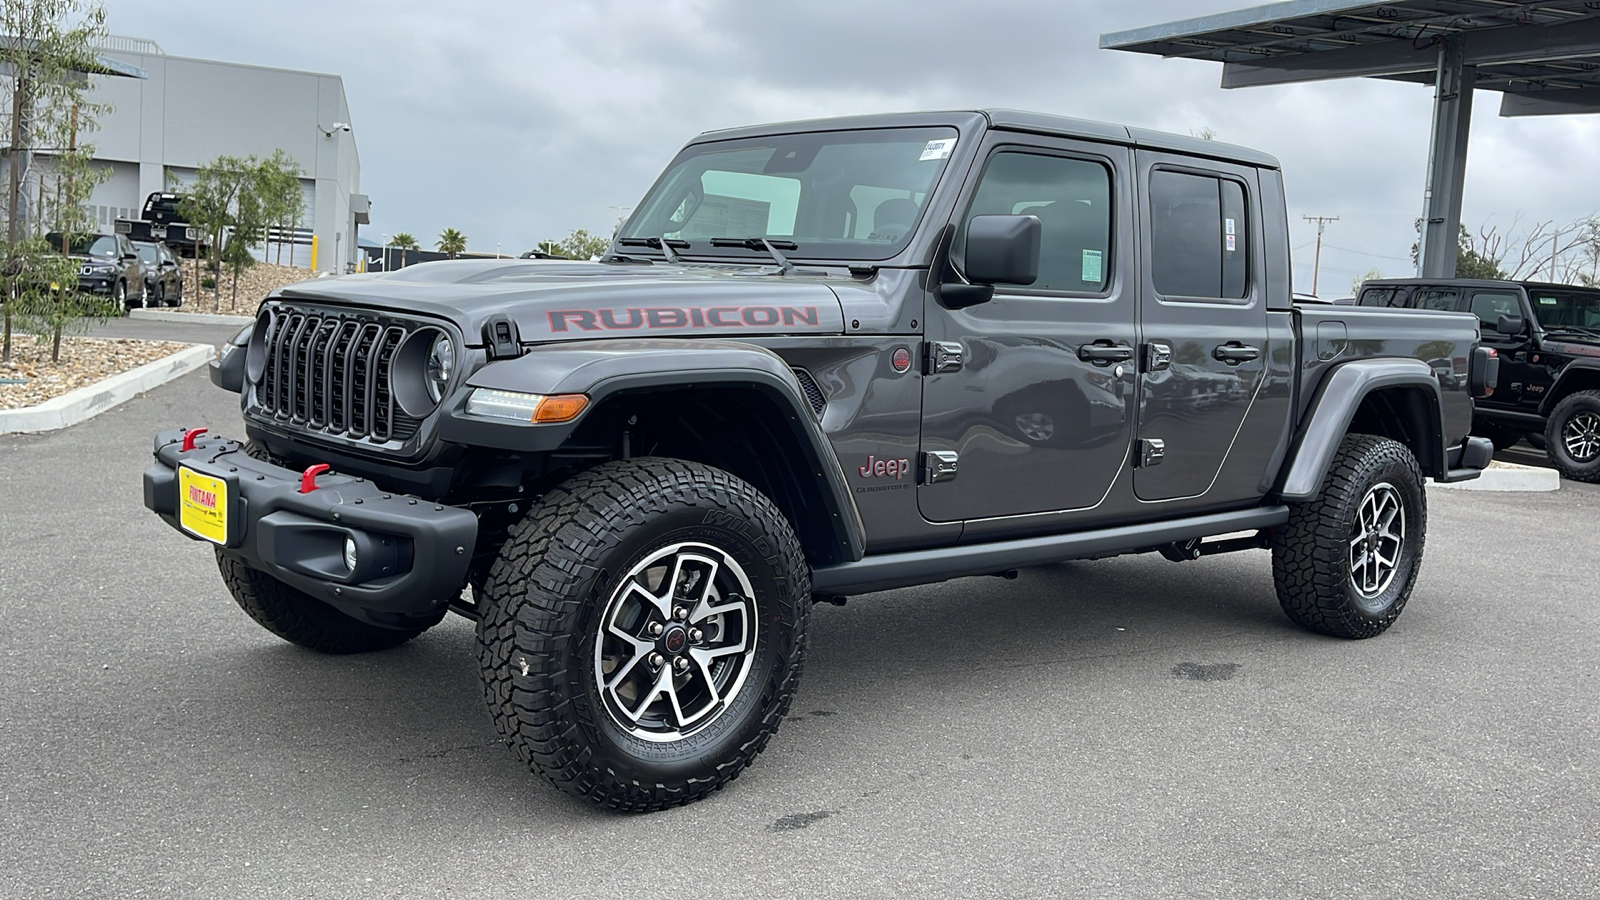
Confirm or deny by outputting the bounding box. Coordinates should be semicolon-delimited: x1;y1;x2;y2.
436;228;467;259
390;232;418;268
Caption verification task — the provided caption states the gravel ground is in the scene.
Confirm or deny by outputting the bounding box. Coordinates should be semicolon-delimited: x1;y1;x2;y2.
0;334;192;409
175;261;316;316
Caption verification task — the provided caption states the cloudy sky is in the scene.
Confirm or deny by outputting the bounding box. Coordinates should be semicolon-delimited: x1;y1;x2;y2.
106;0;1600;294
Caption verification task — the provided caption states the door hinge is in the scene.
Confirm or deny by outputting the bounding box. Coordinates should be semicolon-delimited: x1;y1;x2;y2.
1136;438;1165;468
1144;342;1172;372
922;450;960;484
924;341;963;374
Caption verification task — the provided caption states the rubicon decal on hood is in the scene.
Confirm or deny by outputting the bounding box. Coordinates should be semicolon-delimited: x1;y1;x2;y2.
549;305;823;333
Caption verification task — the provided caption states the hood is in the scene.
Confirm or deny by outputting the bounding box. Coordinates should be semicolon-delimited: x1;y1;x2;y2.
273;259;848;344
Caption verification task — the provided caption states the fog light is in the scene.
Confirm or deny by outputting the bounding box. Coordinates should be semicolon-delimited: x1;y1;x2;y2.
343;536;358;572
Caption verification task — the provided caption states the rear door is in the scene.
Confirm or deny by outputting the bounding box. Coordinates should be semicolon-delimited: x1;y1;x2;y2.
917;135;1137;522
1470;288;1544;407
1133;153;1274;503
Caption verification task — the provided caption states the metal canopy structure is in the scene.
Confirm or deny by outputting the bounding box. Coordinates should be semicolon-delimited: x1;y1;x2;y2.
1102;1;1600;278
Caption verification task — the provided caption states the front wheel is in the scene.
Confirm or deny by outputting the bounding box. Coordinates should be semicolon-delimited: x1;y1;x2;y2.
111;281;128;316
1271;434;1426;639
476;458;810;811
1544;390;1600;483
215;551;434;653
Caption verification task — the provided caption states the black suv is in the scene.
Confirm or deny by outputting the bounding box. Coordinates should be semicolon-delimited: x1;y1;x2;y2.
133;239;183;307
45;232;146;313
1358;278;1600;480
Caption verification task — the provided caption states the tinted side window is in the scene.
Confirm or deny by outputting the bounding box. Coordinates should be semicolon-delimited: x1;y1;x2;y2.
963;151;1112;292
1150;170;1249;300
1362;285;1414;307
1414;288;1462;311
1471;291;1521;330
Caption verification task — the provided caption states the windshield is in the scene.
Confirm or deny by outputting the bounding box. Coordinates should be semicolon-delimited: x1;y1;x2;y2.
45;233;117;257
620;127;960;262
1528;288;1600;331
136;244;160;265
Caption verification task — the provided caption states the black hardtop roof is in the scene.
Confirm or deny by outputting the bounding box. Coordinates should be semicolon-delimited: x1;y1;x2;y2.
693;109;1281;169
1365;278;1600;293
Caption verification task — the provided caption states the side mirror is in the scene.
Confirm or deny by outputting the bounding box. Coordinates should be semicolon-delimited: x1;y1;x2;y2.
1495;314;1525;336
965;215;1041;286
941;215;1041;311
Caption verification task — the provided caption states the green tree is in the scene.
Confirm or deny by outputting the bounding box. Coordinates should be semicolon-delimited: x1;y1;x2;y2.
179;154;276;309
1411;221;1507;280
255;149;302;266
436;227;466;258
1;0;111;362
1351;268;1383;296
554;228;609;261
389;231;417;268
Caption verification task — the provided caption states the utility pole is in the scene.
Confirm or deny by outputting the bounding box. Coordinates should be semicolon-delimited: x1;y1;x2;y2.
1304;215;1339;296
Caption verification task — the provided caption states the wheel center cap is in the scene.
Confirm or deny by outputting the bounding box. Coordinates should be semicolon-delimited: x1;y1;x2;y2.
662;625;688;655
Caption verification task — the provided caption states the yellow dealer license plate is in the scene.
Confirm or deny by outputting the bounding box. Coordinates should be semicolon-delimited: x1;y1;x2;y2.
178;467;229;544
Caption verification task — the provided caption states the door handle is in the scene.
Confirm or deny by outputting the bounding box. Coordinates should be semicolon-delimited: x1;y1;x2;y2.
1212;342;1260;365
1077;342;1133;365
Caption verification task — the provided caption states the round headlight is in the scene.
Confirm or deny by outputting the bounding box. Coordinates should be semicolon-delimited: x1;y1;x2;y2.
426;334;454;402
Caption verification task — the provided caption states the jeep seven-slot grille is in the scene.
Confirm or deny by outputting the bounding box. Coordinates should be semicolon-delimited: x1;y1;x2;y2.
255;308;420;444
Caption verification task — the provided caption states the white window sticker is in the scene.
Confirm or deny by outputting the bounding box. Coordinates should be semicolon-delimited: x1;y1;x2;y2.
1539;297;1558;305
1081;249;1103;283
920;138;956;161
1226;234;1236;252
1225;217;1236;236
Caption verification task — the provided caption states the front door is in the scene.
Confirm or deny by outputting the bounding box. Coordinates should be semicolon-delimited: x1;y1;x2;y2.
1133;153;1273;503
918;137;1137;522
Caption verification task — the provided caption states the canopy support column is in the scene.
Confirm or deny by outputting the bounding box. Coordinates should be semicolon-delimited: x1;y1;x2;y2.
1417;36;1476;278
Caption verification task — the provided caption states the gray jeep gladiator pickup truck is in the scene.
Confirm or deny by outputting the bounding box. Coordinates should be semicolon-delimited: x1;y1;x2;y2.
143;110;1496;811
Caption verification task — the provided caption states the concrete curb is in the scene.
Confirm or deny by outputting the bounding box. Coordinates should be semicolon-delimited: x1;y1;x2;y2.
0;343;215;435
130;307;254;327
1430;460;1561;492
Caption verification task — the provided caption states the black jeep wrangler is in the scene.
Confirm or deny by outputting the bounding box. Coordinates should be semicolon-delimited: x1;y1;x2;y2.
1358;278;1600;481
144;111;1495;811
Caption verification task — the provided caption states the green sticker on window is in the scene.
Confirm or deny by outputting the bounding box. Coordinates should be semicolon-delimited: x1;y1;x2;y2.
1082;249;1103;283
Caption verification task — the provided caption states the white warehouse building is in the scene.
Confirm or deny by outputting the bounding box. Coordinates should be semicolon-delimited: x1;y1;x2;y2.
85;36;367;273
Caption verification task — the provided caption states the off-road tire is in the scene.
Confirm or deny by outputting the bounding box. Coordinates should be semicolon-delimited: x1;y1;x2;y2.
476;457;810;812
1473;421;1524;452
215;551;430;653
1543;390;1600;483
1270;434;1426;639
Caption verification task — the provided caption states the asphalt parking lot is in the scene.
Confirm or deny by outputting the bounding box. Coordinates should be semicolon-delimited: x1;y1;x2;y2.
3;326;1597;899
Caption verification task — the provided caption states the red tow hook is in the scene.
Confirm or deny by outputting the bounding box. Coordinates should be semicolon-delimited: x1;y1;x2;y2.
180;427;208;452
299;463;332;494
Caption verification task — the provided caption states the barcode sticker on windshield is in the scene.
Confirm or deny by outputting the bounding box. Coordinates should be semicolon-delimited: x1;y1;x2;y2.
920;138;956;161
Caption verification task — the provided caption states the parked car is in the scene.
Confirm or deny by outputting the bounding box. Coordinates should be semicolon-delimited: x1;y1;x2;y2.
133;239;183;308
1357;277;1600;481
44;231;145;314
148;109;1494;812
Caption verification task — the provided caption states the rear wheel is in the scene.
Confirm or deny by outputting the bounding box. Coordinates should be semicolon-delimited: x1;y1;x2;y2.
476;458;809;811
1544;390;1600;483
1271;434;1426;639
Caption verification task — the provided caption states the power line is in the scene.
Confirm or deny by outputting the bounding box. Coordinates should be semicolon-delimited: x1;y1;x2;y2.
1319;243;1412;261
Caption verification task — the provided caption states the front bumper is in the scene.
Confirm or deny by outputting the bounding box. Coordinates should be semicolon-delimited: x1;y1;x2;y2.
78;273;116;296
142;428;478;628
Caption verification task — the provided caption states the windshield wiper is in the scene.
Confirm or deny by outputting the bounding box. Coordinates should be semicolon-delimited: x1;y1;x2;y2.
1543;324;1600;338
709;237;798;272
616;236;689;263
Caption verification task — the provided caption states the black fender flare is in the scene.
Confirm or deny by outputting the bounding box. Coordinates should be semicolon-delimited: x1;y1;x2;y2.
1275;358;1445;501
445;338;866;562
1540;358;1600;415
